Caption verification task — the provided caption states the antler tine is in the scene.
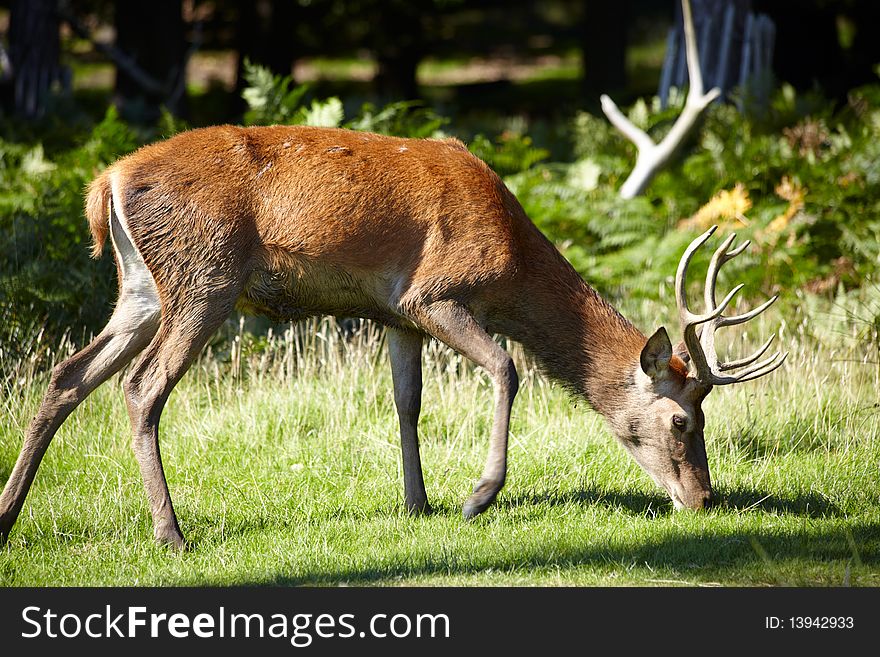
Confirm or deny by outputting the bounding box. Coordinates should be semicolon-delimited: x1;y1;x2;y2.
718;294;778;327
718;334;775;371
694;283;744;382
704;232;737;311
711;283;745;320
676;225;717;323
706;351;787;386
728;351;788;384
726;349;785;380
727;239;750;258
676;226;719;383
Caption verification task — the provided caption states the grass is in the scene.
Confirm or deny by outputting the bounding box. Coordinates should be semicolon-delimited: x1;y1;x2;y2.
1;309;879;587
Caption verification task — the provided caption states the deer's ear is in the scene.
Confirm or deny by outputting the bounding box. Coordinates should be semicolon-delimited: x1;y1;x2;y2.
640;327;673;379
672;339;690;364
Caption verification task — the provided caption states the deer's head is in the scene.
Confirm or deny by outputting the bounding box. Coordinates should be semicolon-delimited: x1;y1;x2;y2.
614;226;786;510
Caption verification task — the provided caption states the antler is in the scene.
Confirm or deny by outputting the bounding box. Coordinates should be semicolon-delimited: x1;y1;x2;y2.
675;225;787;387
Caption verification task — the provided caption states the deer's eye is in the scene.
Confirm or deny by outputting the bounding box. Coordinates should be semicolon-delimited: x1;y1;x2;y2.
672;415;688;431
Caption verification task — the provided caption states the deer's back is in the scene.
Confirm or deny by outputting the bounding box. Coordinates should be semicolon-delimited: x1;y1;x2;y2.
110;125;533;325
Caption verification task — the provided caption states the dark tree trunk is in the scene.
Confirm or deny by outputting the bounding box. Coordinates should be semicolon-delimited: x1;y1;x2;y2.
846;2;880;93
762;1;840;88
755;0;880;99
234;0;299;79
3;0;64;118
581;0;630;98
370;1;428;101
113;0;187;122
233;0;300;115
686;0;752;92
375;51;421;101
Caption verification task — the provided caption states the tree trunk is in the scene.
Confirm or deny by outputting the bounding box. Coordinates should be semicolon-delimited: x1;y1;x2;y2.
846;2;880;93
582;0;629;98
234;0;299;80
113;0;187;122
754;0;880;99
375;52;421;101
232;0;300;115
370;1;428;101
4;0;63;118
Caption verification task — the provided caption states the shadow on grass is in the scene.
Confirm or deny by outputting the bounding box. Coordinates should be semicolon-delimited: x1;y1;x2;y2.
714;487;840;517
1;480;844;555
499;485;840;518
211;519;879;586
3;484;874;587
176;483;844;549
498;487;672;516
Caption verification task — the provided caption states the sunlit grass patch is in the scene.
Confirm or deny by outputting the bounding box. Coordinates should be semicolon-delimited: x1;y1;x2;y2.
1;307;878;586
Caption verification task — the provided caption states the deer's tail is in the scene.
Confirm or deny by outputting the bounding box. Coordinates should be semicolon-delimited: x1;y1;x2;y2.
85;171;113;259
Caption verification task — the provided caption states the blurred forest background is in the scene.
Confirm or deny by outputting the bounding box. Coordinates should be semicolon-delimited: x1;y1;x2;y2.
1;0;879;361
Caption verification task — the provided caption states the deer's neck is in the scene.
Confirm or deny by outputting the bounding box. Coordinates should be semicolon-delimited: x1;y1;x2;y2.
502;248;646;417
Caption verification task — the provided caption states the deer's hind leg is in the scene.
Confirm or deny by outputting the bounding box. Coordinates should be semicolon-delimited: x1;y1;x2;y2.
0;205;160;544
122;287;240;548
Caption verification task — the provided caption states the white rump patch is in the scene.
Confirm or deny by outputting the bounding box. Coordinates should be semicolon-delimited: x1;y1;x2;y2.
82;173;162;383
108;172;161;333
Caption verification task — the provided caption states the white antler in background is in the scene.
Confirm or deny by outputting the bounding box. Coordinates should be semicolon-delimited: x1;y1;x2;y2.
601;0;721;199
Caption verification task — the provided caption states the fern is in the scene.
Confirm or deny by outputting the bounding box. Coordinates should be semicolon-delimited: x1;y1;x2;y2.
468;132;549;177
346;100;448;138
241;59;310;126
303;97;344;128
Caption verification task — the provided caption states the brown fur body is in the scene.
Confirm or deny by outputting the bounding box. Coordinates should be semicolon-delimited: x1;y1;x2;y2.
91;125;648;404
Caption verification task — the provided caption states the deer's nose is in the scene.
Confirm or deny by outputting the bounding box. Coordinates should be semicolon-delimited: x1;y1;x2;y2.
675;486;713;511
698;488;714;509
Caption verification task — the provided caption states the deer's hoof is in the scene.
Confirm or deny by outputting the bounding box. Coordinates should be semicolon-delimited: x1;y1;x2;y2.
462;494;495;520
462;479;503;520
406;499;433;516
0;517;13;547
154;528;187;551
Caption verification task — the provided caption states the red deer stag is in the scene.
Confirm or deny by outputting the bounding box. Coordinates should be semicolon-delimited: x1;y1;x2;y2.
0;126;786;548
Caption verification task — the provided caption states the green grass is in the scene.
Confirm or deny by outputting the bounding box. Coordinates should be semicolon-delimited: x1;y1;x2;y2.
1;313;879;587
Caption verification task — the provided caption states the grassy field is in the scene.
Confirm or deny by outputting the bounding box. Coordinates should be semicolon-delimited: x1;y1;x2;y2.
1;305;878;587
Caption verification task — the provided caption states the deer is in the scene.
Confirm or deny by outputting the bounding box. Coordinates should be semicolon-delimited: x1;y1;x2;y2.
0;125;786;548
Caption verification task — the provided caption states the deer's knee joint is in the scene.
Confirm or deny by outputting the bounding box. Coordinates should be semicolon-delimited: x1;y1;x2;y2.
122;369;155;417
46;363;81;408
122;370;140;403
394;383;422;416
396;407;421;427
48;360;75;390
496;357;519;398
46;367;63;397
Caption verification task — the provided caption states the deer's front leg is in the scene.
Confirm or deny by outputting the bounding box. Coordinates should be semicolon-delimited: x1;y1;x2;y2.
388;328;430;515
414;301;518;520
